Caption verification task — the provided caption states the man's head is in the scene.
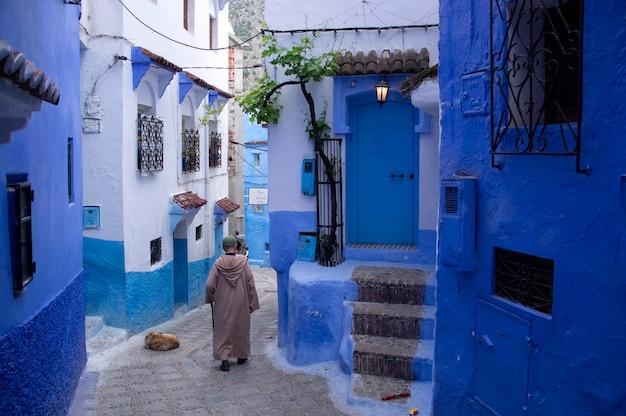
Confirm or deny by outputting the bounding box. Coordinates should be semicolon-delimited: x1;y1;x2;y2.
223;235;237;252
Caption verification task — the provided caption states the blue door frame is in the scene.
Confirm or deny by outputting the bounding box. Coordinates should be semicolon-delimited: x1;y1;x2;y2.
344;89;420;246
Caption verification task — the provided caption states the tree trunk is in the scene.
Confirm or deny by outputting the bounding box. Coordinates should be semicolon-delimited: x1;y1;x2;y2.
300;83;339;265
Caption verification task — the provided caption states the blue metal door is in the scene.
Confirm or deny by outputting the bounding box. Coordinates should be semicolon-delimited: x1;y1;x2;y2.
350;100;418;245
474;300;530;415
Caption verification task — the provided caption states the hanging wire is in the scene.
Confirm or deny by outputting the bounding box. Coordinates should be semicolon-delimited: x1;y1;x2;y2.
117;0;262;51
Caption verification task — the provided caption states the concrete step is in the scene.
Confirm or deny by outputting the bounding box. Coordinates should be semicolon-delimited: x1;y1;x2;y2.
348;373;433;415
85;315;104;339
85;317;128;357
353;335;433;380
351;302;435;340
348;264;435;411
174;303;189;318
351;265;435;306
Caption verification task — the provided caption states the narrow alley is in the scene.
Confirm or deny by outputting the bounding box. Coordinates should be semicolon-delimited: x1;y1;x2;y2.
69;266;430;416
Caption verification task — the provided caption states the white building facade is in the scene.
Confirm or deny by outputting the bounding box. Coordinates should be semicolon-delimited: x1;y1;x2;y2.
80;0;233;334
262;0;440;357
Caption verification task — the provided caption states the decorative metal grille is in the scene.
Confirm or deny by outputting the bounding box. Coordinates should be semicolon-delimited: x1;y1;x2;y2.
8;181;34;293
138;114;164;172
490;0;585;172
150;237;162;265
67;137;74;203
182;129;200;173
209;131;222;167
494;247;554;314
317;139;344;267
444;186;459;215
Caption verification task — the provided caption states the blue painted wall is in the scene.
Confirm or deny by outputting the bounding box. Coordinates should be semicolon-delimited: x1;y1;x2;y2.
270;210;317;347
287;260;359;365
436;1;626;414
0;2;85;414
84;238;128;328
85;237;211;333
243;115;270;267
270;76;438;352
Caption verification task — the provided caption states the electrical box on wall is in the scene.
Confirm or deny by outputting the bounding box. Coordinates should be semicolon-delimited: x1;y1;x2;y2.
297;232;317;261
440;176;477;271
302;159;315;195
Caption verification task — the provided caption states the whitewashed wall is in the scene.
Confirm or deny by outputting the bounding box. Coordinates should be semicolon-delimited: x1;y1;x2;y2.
264;0;440;220
80;0;231;271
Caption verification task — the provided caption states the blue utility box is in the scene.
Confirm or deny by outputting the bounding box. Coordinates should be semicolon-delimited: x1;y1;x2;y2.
302;159;315;195
297;233;317;261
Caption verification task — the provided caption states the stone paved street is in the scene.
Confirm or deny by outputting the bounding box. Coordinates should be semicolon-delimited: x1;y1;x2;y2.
69;266;426;416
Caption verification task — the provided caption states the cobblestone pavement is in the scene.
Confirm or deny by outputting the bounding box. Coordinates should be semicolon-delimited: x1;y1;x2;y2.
69;267;361;416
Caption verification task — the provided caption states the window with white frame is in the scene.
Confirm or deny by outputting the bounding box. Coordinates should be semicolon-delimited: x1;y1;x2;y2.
183;0;195;33
209;127;222;168
182;116;200;173
209;16;218;49
137;104;163;173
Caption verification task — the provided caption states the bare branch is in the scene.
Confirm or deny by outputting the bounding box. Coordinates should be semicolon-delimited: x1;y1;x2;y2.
262;80;304;107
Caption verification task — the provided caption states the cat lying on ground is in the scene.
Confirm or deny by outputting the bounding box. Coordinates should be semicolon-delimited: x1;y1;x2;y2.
144;331;180;351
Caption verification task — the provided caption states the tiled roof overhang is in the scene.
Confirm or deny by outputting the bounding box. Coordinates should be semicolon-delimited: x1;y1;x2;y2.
169;191;206;232
399;63;438;99
179;71;233;105
186;72;233;99
139;48;183;73
0;39;60;105
335;47;430;76
214;197;240;227
216;197;240;213
173;191;207;210
132;46;181;97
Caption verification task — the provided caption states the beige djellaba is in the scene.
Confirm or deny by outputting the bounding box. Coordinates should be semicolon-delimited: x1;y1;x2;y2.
205;253;260;361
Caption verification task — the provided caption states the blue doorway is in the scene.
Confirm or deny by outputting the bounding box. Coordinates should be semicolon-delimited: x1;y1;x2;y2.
347;97;420;246
173;222;188;305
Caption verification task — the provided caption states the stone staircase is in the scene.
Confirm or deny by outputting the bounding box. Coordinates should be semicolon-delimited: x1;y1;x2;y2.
85;316;128;357
348;265;435;410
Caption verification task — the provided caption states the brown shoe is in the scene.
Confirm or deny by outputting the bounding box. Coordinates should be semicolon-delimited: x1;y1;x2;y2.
220;360;229;371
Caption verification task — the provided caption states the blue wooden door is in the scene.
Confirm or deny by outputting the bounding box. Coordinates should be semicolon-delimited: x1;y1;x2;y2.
350;100;418;245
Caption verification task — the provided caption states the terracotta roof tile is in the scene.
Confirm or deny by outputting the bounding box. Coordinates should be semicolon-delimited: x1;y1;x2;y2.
186;71;233;99
216;197;240;213
335;47;430;76
140;48;182;73
0;38;60;105
173;191;207;209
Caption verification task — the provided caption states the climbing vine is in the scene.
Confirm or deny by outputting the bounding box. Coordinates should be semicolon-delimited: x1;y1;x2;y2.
236;35;343;265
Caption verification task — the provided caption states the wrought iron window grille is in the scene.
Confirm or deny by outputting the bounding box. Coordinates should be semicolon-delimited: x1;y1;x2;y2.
209;131;222;168
490;0;585;173
138;114;164;172
493;247;554;315
8;181;35;295
182;128;200;173
150;237;162;265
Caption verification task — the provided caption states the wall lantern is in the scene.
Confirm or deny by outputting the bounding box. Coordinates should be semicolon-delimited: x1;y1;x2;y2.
375;77;389;108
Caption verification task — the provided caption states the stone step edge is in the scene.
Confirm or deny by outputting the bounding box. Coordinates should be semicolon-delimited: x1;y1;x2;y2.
351;274;433;287
348;374;434;415
350;265;434;284
86;325;128;357
85;316;104;340
351;301;436;319
353;337;434;381
353;334;434;361
355;283;436;306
